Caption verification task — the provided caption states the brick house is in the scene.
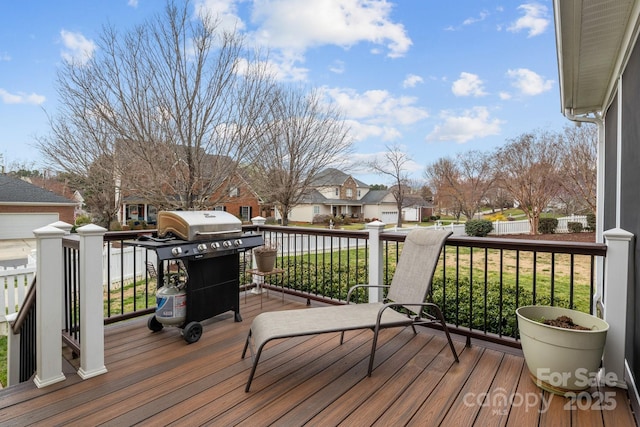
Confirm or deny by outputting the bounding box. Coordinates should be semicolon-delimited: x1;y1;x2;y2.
119;170;272;225
0;174;78;239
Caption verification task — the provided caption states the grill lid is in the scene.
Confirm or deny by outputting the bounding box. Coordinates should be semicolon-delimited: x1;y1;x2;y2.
157;210;242;241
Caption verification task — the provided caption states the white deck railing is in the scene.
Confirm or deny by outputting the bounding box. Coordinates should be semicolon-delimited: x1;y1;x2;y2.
0;255;36;335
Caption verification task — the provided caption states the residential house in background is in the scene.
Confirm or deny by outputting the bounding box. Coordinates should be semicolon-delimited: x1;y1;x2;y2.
287;168;401;223
0;174;78;239
207;170;274;222
118;169;272;226
287;168;371;222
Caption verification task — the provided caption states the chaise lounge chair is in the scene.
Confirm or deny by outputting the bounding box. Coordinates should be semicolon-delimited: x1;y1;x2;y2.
241;228;459;392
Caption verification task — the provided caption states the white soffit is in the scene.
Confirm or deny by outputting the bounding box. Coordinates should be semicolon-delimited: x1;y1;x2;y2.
555;0;637;115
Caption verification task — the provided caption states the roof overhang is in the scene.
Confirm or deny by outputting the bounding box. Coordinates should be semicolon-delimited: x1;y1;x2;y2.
554;0;640;116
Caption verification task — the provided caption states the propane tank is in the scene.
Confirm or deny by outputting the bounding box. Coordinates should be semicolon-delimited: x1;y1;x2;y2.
155;277;186;326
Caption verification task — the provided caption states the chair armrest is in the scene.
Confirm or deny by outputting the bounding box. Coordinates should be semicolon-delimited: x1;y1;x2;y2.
377;301;440;320
346;284;390;303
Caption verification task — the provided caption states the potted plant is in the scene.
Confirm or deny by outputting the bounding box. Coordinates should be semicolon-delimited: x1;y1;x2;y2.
253;239;278;272
516;305;609;396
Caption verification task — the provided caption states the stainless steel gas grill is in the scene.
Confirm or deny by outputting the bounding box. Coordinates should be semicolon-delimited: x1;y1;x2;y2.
128;210;263;343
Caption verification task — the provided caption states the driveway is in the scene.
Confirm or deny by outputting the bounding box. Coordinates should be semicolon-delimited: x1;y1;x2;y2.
0;239;36;264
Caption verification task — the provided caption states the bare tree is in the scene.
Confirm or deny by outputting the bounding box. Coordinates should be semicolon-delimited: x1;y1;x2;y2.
557;123;598;214
425;150;495;221
495;130;563;234
245;86;352;225
38;1;276;222
368;144;412;228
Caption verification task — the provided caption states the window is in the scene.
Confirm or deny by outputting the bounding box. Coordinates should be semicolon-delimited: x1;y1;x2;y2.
357;190;361;198
313;205;320;215
346;188;353;198
229;186;240;197
147;205;158;223
240;206;251;221
126;204;144;221
335;188;339;196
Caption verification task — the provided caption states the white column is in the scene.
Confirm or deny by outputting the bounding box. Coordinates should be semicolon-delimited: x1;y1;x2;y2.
77;224;109;379
602;227;633;388
366;221;386;303
49;221;73;234
251;216;266;226
33;225;66;388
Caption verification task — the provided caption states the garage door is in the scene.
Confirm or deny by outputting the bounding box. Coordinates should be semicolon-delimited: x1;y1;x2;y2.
0;213;59;240
380;211;398;225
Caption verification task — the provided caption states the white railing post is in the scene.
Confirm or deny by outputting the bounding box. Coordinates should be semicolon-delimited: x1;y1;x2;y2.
77;224;108;379
33;225;66;388
366;221;386;302
602;227;634;389
6;312;20;386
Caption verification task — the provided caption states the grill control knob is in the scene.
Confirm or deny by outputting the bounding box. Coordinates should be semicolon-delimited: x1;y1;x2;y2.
197;243;207;252
234;239;242;246
171;247;182;256
223;241;232;248
210;242;220;249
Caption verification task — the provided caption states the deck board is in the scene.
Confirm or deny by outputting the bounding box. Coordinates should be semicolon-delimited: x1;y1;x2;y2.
0;292;636;427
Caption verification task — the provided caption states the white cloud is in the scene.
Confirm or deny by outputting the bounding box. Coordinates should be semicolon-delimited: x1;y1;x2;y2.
324;87;428;125
344;120;402;142
250;0;412;58
235;56;309;82
403;74;424;88
499;91;511;100
329;60;345;74
0;52;10;62
0;88;46;105
322;87;428;142
463;10;489;26
127;0;138;7
195;0;246;33
506;68;553;95
427;106;503;143
508;3;549;37
452;72;487;97
60;30;96;65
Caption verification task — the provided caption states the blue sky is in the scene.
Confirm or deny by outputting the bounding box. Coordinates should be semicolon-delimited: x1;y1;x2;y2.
0;0;567;185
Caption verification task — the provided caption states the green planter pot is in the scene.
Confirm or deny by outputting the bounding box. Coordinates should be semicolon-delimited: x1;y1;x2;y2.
516;305;609;396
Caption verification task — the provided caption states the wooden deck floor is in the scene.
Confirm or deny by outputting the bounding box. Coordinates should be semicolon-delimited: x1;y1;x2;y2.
0;292;637;426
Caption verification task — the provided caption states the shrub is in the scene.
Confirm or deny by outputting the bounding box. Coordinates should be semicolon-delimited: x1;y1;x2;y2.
586;212;596;231
75;214;92;226
465;219;493;237
430;277;571;338
568;222;584;233
312;214;331;224
538;217;558;234
265;216;278;225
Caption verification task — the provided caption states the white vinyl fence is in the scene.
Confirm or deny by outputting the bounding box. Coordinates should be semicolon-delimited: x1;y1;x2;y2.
103;245;157;290
391;215;589;237
1;254;36;335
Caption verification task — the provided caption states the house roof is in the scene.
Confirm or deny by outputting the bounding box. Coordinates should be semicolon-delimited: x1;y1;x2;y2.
359;190;392;204
0;175;77;205
309;168;369;188
554;0;638;115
